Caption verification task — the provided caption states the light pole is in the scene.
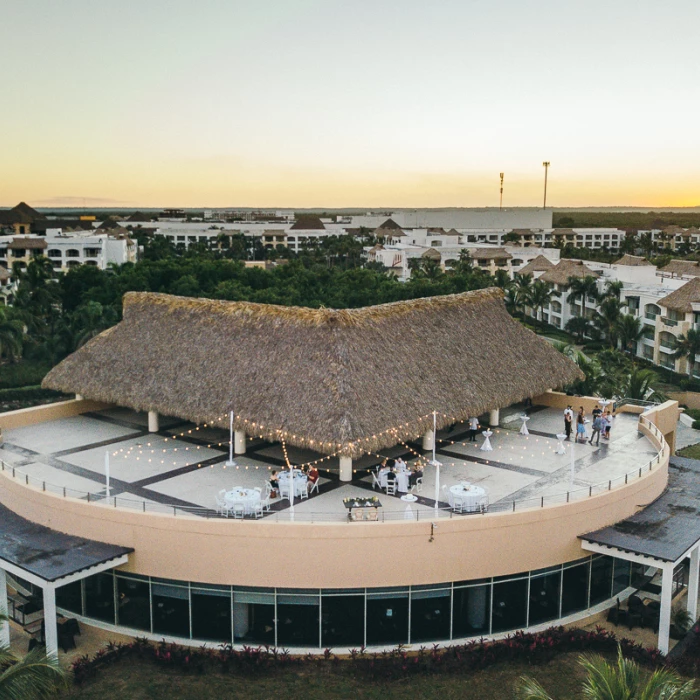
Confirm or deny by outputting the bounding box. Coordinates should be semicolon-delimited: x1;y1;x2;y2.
499;172;504;210
542;161;550;209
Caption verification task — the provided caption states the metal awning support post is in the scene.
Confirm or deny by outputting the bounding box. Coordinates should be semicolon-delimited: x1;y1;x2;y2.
42;584;58;660
658;562;675;656
688;544;700;622
0;567;9;647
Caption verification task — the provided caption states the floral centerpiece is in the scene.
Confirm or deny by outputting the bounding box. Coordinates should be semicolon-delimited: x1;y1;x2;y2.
343;496;381;508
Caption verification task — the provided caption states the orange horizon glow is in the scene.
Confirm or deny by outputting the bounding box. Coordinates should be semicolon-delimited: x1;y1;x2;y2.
3;1;699;211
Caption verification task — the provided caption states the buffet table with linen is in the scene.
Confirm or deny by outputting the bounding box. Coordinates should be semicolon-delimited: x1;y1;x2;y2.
278;470;308;498
448;483;487;513
224;487;261;515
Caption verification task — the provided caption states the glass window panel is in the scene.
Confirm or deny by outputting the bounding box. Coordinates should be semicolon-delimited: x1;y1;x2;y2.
410;589;450;643
613;559;631;596
528;571;561;626
233;591;274;645
589;556;614;606
85;573;115;623
366;591;409;646
277;598;319;647
561;561;590;616
452;584;491;638
56;581;82;615
117;576;151;631
321;594;364;648
492;579;527;633
153;584;190;638
192;590;232;643
233;588;275;604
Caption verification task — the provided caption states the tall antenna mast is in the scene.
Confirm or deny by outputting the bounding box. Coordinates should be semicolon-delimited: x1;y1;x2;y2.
542;162;550;209
499;173;504;210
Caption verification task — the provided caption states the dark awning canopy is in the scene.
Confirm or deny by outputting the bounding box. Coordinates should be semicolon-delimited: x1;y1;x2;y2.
0;503;132;584
580;457;700;564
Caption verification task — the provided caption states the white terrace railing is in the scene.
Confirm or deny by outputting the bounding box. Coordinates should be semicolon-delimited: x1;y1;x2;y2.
0;415;669;524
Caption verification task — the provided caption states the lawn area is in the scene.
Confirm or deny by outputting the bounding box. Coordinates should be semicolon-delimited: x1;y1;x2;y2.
62;652;654;700
677;443;700;460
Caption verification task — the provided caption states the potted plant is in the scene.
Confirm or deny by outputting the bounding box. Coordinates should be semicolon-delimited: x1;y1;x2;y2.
670;606;693;639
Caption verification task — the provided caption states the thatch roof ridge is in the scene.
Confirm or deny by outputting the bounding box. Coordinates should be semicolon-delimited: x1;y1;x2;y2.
44;290;582;458
516;255;555;276
121;288;502;327
658;277;700;313
377;218;402;230
615;254;653;267
539;259;600;285
469;247;512;260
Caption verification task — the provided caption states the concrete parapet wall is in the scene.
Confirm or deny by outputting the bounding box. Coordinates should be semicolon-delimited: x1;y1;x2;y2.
0;399;113;431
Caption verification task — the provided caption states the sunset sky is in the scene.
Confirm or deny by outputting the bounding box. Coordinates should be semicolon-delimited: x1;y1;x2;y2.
3;0;699;208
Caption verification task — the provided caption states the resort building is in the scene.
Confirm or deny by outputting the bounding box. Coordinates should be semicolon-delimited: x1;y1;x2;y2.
0;289;694;659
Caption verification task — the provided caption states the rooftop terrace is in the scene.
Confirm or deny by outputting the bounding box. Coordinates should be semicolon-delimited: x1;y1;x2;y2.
0;404;660;523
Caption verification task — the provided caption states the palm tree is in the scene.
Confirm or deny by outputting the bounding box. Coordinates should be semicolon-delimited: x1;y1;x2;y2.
616;313;643;354
528;280;555;323
594;297;623;348
567;275;599;318
624;367;666;402
673;328;700;378
605;280;624;300
565;316;593;343
445;250;473;275
517;645;696;699
504;287;524;317
0;307;25;362
0;614;68;699
493;269;511;289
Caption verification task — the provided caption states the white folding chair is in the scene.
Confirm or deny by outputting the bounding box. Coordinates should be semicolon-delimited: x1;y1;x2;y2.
253;501;264;518
308;478;320;495
297;481;309;500
385;479;397;496
411;477;424;494
215;494;229;517
279;481;291;499
371;472;381;490
232;502;245;519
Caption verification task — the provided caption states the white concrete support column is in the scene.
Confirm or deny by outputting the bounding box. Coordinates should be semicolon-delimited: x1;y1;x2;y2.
43;585;58;660
658;563;674;656
148;411;159;433
234;430;246;455
0;568;9;648
489;409;500;428
339;456;352;482
688;546;700;622
422;430;435;451
75;394;83;401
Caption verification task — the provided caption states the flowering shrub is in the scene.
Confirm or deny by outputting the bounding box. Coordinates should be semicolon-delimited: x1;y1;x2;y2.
71;625;666;685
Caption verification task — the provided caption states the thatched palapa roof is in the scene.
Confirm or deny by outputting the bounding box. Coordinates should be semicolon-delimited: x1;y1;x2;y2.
658;260;700;278
8;237;47;250
469;247;512;260
615;254;653;267
43;290;582;458
539;259;600;286
516;255;555;277
658;277;700;313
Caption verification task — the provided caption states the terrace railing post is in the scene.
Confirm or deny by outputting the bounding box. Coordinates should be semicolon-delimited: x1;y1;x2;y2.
608;480;611;491
589;486;592;497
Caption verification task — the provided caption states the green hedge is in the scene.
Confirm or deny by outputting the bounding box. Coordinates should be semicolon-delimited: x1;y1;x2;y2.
0;385;66;402
0;361;52;389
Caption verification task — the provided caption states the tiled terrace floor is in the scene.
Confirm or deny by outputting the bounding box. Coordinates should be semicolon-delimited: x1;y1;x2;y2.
0;404;659;522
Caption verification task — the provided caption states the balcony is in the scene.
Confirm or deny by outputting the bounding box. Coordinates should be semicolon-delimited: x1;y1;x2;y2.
659;345;677;355
661;317;678;327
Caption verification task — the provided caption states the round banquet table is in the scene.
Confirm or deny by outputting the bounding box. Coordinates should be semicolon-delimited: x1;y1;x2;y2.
278;471;308;498
224;487;261;515
448;484;487;512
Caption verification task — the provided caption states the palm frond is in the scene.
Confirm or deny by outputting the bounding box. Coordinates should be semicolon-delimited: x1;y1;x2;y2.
516;675;555;700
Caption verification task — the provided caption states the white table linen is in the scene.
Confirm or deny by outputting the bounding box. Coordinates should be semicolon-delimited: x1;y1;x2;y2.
448;484;487;512
224;487;261;515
